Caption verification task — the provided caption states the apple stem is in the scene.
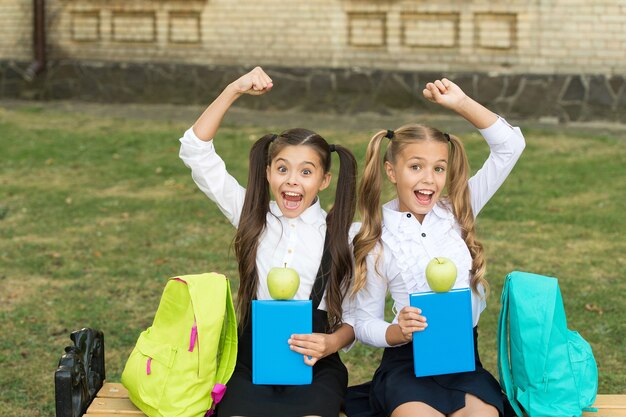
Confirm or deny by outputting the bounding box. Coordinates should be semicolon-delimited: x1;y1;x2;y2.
284;263;287;268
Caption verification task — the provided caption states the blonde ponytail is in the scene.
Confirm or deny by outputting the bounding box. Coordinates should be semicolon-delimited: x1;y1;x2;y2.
352;130;388;294
446;134;488;297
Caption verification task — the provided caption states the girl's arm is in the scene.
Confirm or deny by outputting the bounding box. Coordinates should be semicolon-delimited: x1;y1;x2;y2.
178;67;273;226
422;78;497;129
192;67;273;141
423;78;526;216
353;252;390;348
385;306;428;346
353;251;426;347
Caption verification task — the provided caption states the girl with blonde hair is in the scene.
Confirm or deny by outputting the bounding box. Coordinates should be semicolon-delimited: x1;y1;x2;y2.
349;78;525;417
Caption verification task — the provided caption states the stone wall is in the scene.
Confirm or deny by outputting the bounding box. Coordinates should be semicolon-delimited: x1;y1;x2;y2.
2;61;625;123
1;0;625;122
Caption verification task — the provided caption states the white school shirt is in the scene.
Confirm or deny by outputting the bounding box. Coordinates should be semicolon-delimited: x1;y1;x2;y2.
179;127;358;330
354;117;526;348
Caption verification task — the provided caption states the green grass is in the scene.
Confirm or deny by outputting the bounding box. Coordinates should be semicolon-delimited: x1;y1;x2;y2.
0;104;625;416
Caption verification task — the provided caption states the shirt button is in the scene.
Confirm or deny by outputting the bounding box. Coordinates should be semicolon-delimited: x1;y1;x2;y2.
406;213;411;218
288;249;293;254
421;233;426;237
290;223;295;228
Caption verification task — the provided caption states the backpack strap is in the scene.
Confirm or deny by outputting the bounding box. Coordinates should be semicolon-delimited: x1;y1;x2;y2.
184;273;237;383
207;280;236;415
214;281;237;385
498;272;525;417
182;273;237;416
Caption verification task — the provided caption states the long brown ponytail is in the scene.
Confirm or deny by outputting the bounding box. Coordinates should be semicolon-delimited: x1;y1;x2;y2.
325;144;357;331
234;134;275;328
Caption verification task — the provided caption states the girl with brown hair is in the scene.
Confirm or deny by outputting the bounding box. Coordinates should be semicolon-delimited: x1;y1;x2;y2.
179;67;358;417
349;78;525;417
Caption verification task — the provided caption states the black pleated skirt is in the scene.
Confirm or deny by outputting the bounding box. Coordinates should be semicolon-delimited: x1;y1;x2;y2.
345;327;508;417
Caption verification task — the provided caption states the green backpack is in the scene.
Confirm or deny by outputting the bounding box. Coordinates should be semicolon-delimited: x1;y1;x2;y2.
121;273;237;417
498;271;598;417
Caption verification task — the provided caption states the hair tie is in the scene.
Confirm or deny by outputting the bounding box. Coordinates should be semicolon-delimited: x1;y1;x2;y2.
444;133;451;142
329;144;336;153
384;130;395;140
269;134;277;142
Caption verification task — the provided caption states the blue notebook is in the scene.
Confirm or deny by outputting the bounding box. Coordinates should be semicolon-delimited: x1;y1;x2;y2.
409;288;475;377
252;300;312;385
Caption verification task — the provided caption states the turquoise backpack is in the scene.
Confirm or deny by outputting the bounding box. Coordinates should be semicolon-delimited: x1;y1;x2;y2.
498;271;598;417
121;273;237;417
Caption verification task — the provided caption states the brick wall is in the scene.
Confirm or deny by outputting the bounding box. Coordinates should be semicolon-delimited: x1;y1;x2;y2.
2;0;625;75
0;0;32;61
1;0;625;122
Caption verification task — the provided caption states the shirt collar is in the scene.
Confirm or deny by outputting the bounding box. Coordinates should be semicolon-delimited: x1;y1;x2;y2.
268;197;326;225
382;198;454;231
381;199;408;235
431;200;455;220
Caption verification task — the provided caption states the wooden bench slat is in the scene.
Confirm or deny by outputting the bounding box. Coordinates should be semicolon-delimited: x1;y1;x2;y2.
96;382;130;399
591;395;626;408
86;397;144;415
89;383;625;417
582;395;626;417
583;410;626;417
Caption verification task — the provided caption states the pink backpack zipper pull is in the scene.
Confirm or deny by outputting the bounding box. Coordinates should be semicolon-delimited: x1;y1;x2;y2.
146;357;152;375
205;384;227;416
189;319;198;352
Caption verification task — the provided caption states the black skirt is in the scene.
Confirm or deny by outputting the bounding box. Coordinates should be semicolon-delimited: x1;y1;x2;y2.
217;319;348;417
345;327;508;417
218;353;347;417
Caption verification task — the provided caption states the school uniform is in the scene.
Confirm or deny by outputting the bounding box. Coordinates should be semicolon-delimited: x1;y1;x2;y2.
350;117;525;417
180;128;357;417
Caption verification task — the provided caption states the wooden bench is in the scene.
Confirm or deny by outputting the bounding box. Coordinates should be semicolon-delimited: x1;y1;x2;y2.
55;328;625;417
85;383;626;417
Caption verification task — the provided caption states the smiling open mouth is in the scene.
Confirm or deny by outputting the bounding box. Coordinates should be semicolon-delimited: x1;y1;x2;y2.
282;191;303;210
415;190;433;206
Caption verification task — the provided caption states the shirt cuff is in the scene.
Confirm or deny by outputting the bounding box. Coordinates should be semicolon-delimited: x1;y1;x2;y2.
478;116;516;146
363;320;393;348
182;126;215;149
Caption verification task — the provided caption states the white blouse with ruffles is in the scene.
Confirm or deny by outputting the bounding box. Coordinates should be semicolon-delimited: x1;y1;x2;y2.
354;117;526;348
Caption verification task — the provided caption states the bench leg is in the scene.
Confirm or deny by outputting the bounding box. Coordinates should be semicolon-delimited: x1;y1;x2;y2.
54;328;105;417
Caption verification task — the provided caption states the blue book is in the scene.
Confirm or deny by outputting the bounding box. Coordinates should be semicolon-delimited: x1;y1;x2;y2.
409;288;475;377
252;300;312;385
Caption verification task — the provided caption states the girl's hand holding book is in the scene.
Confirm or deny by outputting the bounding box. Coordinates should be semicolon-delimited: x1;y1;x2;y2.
397;306;428;342
288;332;339;366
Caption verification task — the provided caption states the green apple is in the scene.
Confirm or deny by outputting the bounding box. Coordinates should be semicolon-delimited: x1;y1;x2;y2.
425;257;457;292
267;264;300;300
